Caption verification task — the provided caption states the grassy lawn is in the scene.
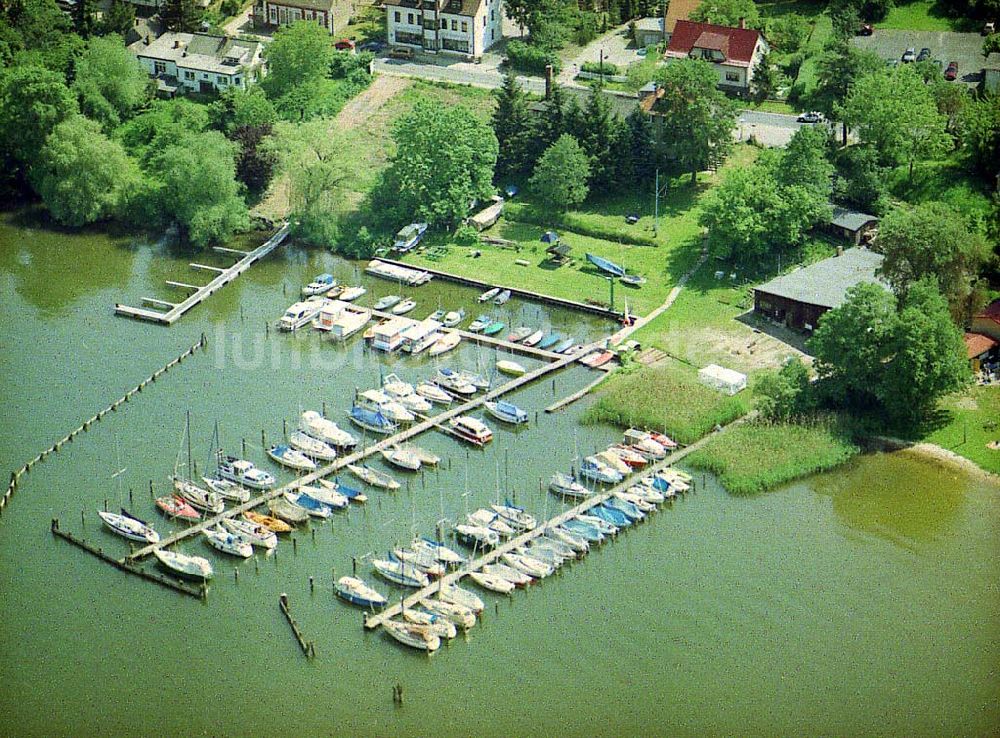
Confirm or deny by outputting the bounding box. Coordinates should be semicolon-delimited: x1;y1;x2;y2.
886;153;994;223
878;0;978;32
792;12;833;98
745;99;799;115
911;386;1000;474
584;361;750;445
340;5;386;43
686;418;860;494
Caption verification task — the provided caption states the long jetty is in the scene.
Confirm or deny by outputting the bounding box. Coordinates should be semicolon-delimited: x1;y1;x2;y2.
115;223;291;325
126;345;594;562
362;431;719;630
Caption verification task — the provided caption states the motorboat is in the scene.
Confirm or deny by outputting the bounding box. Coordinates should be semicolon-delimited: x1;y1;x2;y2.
392;549;446;578
348;406;398;435
299;411;356;448
374;294;402;311
442;308;465;327
483;320;505;336
98;510;159;543
356;389;414;423
453;524;500;549
301;483;349;510
155;495;200;522
393;222;428;252
468;571;516;594
506;326;532;343
267;496;309;525
201;476;251;503
538;332;561;349
339;285;367;302
244;510;293;534
392;298;417;315
428;331;461;356
382;446;422;471
483;563;532;587
172;477;225;514
580;456;623;484
478;287;500;302
648;431;679;451
522;330;544;347
549;472;589;499
383;620;440;653
553;337;575;353
438;583;484;613
154;549;213;581
382;373;415;399
288;430;337;462
285;491;331;519
402;608;458;640
415;381;452;405
490;501;537;531
325;284;345;299
203;526;253;558
420;598;476;630
561;518;605;543
467;509;514;537
435;368;476;395
468;314;490;332
448;416;493;446
278;300;324;331
336;576;388;609
455;369;490;390
217;456;276;489
372;558;430;588
496;360;525;376
412;537;466;567
493;289;511;305
268;444;317;471
502;552;552;579
346;463;400;490
484;400;529;425
222;518;277;550
302;273;335;297
624;428;669;457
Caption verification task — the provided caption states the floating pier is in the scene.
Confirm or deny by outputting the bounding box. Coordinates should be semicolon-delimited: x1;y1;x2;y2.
115;222;290;325
545;371;612;413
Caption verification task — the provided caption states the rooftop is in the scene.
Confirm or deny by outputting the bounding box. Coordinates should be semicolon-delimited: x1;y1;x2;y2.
754;248;888;310
976;299;1000;326
384;0;481;15
634;16;664;32
664;20;764;66
830;206;879;232
131;32;263;75
664;0;701;33
964;332;997;359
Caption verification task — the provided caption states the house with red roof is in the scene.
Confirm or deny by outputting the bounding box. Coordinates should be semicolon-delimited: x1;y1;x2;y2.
971;299;1000;343
663;18;769;95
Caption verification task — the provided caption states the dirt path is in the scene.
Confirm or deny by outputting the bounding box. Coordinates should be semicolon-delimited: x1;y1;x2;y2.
253;76;412;221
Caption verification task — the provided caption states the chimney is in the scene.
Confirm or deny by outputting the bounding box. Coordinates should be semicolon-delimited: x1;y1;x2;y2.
836;244;844;256
144;34;150;44
738;16;745;28
174;39;181;48
544;64;554;99
134;17;139;25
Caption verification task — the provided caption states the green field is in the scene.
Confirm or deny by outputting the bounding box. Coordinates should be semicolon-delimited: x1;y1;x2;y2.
792;12;833;98
687;418;860;494
912;386;1000;474
878;0;977;31
886;153;995;224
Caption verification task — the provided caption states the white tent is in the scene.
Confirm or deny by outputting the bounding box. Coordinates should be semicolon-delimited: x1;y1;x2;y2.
698;364;747;396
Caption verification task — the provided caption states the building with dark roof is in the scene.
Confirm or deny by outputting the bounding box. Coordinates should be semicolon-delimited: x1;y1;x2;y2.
828;206;879;245
663;19;769;94
753;248;887;332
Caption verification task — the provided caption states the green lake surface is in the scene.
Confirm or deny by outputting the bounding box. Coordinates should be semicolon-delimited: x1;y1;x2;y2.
1;212;998;737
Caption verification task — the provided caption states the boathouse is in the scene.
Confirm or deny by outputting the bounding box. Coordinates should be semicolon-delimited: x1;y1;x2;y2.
828;206;879;245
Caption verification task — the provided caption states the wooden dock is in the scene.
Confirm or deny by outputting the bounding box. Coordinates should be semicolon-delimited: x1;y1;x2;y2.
125;345;593;562
115;223;291;325
368;309;564;361
544;371;611;413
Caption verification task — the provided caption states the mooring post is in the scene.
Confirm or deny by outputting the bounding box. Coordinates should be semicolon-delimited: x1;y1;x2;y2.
309;576;314;593
292;538;297;555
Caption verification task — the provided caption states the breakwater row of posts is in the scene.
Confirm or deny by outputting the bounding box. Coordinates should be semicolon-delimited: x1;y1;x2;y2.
1;335;208;521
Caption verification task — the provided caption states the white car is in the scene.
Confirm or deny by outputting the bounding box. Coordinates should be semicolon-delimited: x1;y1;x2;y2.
797;111;825;124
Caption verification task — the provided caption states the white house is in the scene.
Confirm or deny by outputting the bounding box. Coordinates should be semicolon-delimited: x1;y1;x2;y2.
663;19;769;95
130;32;266;95
385;0;503;59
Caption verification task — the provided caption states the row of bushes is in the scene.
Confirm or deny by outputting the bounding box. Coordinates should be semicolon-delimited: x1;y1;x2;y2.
505;202;660;248
580;60;621;76
505;40;562;76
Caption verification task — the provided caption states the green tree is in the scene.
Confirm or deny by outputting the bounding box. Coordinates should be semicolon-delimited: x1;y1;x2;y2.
0;64;79;168
144;130;249;247
813;41;883;143
533;81;568;151
653;59;737;183
832;144;889;215
381;100;498;227
690;0;760;27
610;107;655;188
984;33;1000;56
210;85;278;134
72;36;151;130
161;0;200;32
778;124;834;199
578;83;620;193
116;98;210;162
960;93;1000;178
839;65;951;177
72;0;98;37
876;202;990;322
264;21;334;98
754;358;812;421
700;164;784;259
529;134;591;210
99;0;135;36
33;115;139;226
751;51;782;103
766;14;809;53
0;0;82;73
492;72;534;181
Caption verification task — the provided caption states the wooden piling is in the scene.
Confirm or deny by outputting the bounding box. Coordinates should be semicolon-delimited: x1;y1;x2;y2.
279;593;314;658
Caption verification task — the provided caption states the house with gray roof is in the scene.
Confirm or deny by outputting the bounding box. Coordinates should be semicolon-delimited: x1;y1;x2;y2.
828;206;879;245
130;32;265;96
753;248;887;332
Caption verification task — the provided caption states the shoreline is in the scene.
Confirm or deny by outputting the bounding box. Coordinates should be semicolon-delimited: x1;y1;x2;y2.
869;436;1000;486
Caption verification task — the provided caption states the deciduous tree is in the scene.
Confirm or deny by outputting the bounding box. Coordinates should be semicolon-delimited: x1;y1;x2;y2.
529;134;591;210
72;36;151;130
263;21;334;98
691;0;760;27
0;64;79;168
161;0;200;32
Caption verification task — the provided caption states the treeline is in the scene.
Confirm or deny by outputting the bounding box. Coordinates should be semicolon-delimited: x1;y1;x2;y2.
0;4;372;247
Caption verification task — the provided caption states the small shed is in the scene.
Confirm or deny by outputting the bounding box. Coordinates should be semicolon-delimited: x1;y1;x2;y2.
634;16;665;47
698;364;747;395
546;243;572;263
828;207;879;245
965;332;997;373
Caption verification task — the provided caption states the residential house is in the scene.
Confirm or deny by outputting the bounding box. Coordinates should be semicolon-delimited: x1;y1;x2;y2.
828;207;879;245
634;0;702;47
130;32;266;96
753;248;887;332
633;17;665;47
971;299;1000;343
663;19;769;95
253;0;351;34
964;332;997;374
385;0;503;59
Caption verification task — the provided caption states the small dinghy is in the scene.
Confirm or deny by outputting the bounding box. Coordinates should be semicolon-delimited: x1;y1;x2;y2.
285;491;331;519
299;410;357;448
222;518;277;550
373;558;430;588
268;444;317;471
288;430;337;461
553;337;575;353
374;294;401;311
620;274;646;286
438;583;484;613
490;500;537;531
412;537;466;567
538;332;561;349
478;287;500;303
339;285;367;302
485;400;529;425
98;509;159;543
403;608;458;639
244;510;293;534
391;298;417;315
203;525;253;558
580;350;614;368
454;524;500;549
384;620;440;653
336;576;387;609
201;476;251;503
420;598;477;630
549;472;588;499
468;570;516;594
496;359;525;376
154;549;213;581
156;495;200;522
346;463;400;490
483;562;533;587
483;320;505;336
429;331;461;356
268;497;309;525
522;330;544;347
506;326;532;343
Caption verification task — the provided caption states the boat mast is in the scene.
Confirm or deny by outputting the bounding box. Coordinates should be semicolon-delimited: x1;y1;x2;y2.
186;410;193;482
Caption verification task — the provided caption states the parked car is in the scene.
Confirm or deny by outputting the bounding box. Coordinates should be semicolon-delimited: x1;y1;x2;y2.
334;38;356;52
944;61;959;81
388;46;414;60
797;111;825;123
858;23;874;35
901;47;917;62
916;47;932;62
359;40;387;53
983;21;995;35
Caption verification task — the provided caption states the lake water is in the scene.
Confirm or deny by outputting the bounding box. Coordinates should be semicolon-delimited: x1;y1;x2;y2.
1;212;997;737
